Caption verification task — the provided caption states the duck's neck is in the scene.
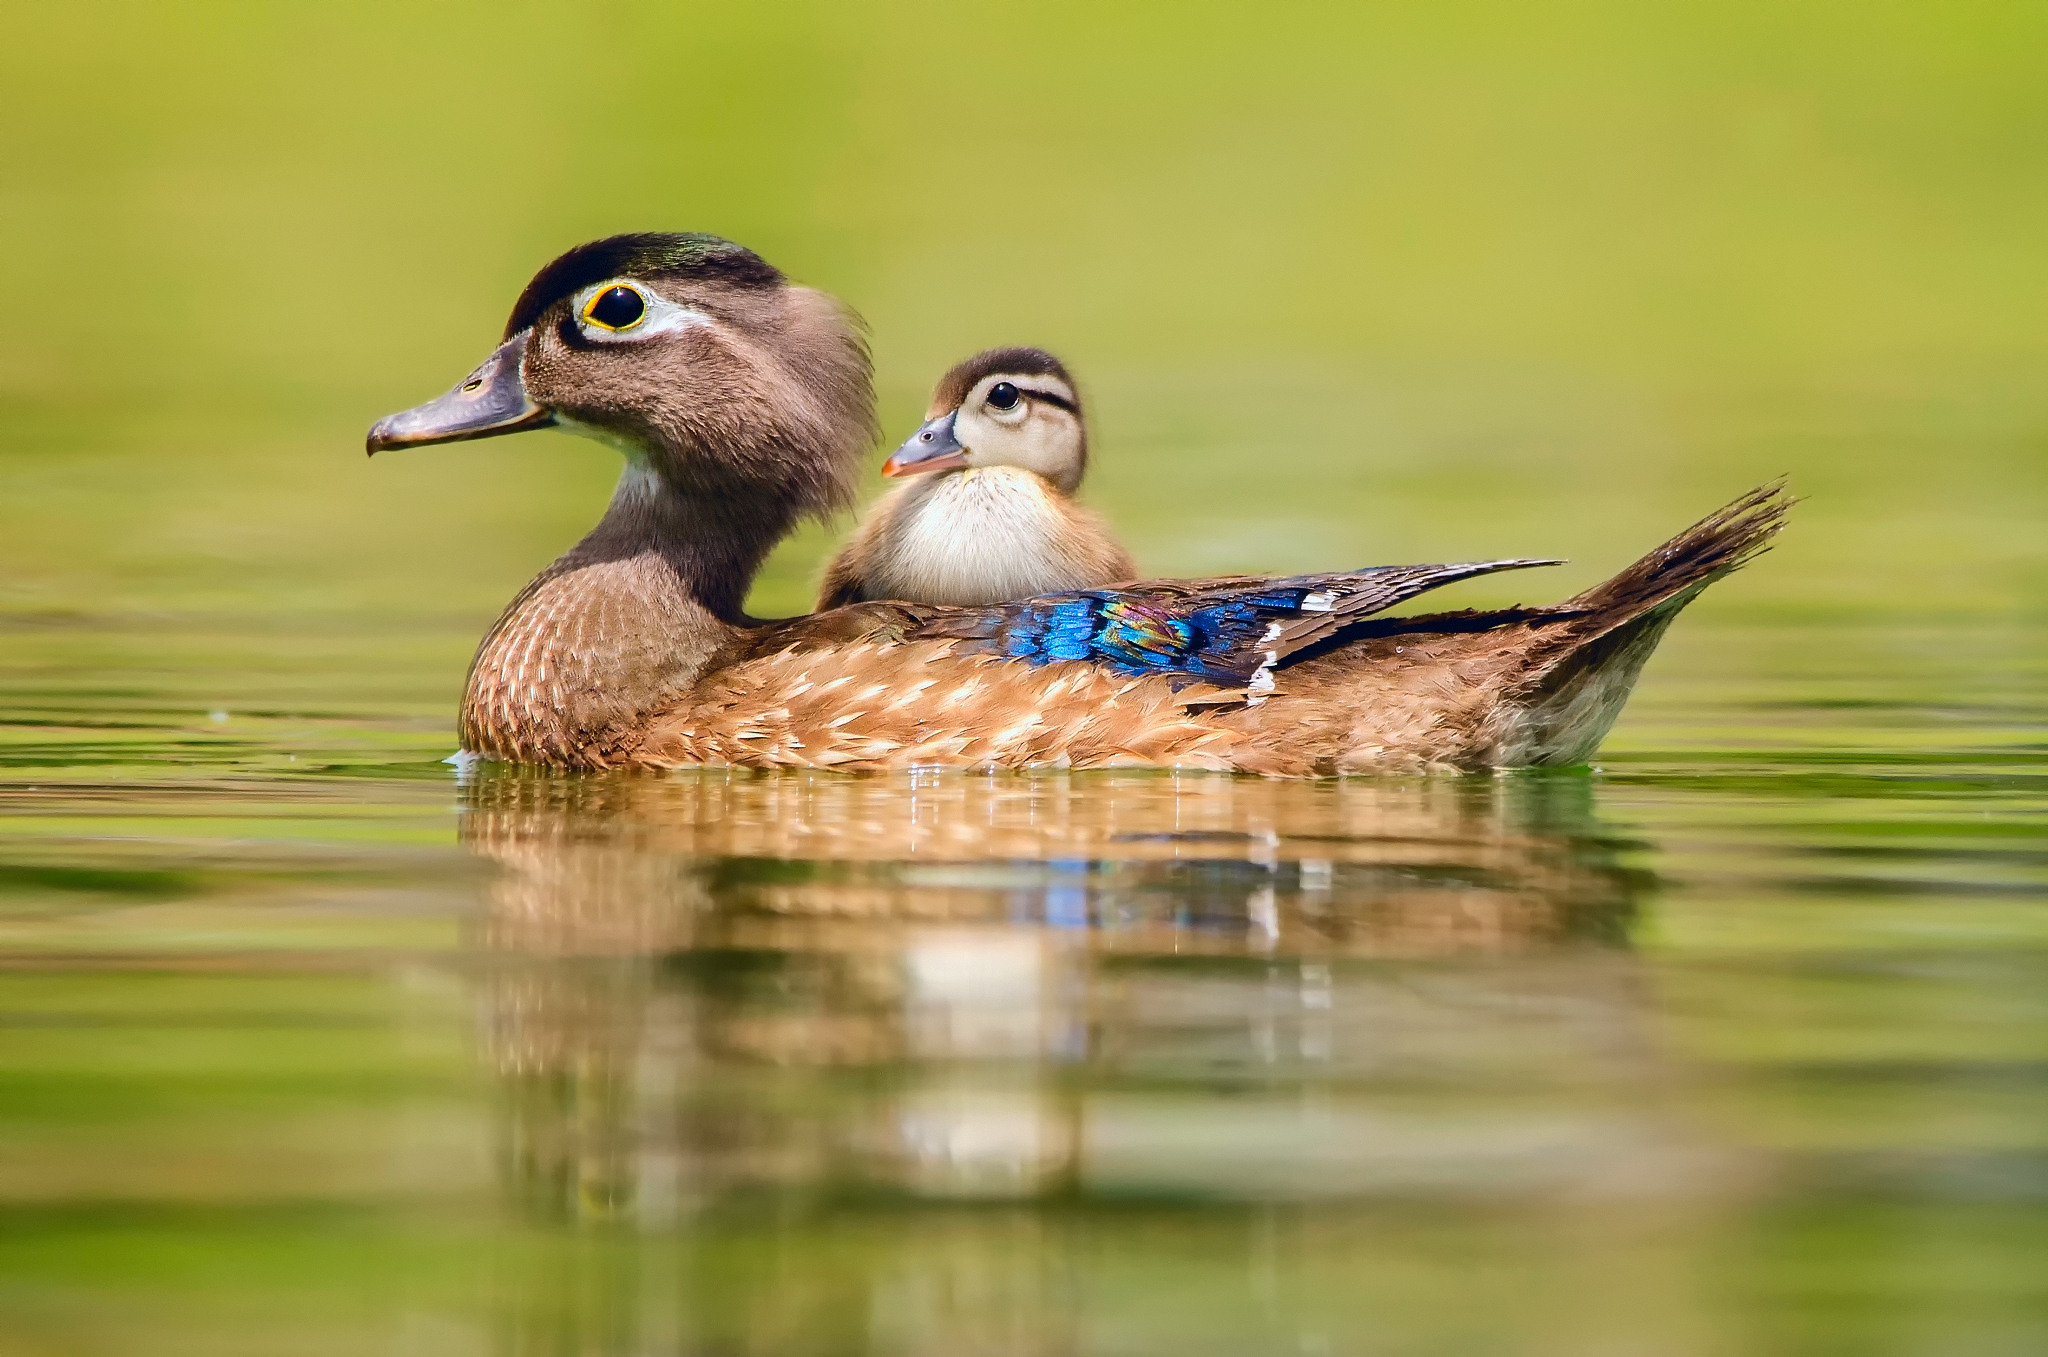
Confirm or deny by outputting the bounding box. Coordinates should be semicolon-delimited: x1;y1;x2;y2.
460;462;788;766
551;461;782;621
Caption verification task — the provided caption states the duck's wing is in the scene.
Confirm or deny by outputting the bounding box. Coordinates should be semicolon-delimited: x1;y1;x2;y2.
899;558;1563;691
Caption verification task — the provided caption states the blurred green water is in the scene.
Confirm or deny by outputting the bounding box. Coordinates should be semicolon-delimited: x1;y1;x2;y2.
3;1;2046;1353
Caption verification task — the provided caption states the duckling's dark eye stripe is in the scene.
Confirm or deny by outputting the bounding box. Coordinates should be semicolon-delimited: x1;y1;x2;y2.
1017;388;1078;414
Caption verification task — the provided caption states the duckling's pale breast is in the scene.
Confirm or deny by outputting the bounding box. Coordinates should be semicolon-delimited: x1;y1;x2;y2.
864;467;1114;607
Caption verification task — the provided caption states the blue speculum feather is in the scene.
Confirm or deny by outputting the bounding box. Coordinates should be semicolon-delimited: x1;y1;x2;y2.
1094;602;1195;668
992;586;1320;682
954;560;1554;688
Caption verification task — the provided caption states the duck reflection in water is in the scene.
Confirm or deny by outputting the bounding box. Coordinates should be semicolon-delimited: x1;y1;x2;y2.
455;768;1709;1226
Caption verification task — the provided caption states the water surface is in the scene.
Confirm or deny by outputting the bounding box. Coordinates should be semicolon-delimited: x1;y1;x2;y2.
4;613;2045;1355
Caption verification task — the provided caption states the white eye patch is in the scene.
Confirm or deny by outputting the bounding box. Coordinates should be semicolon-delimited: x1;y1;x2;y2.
570;279;714;344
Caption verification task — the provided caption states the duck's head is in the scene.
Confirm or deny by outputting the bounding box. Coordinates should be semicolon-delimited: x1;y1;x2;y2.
882;347;1087;494
367;232;874;518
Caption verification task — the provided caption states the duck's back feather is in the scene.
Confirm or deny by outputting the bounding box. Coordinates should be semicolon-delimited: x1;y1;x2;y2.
624;483;1790;775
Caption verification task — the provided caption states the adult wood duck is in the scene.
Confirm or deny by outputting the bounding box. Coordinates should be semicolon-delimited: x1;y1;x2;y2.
368;232;1789;775
817;347;1136;609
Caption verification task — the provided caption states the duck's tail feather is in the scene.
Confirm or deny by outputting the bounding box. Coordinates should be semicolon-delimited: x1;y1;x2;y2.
1493;481;1793;766
1561;479;1793;620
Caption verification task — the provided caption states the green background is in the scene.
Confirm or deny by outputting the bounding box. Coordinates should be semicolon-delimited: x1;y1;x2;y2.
6;0;2043;638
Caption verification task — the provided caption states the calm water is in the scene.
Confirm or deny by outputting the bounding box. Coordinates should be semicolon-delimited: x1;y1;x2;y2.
3;612;2045;1355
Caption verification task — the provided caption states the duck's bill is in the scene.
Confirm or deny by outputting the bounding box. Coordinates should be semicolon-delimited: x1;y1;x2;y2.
365;331;555;455
881;411;969;476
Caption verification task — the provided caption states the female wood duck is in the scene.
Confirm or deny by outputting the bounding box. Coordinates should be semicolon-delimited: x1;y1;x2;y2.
816;347;1136;609
368;232;1788;775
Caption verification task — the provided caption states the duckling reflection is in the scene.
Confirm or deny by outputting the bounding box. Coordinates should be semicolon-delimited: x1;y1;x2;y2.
458;769;1699;1226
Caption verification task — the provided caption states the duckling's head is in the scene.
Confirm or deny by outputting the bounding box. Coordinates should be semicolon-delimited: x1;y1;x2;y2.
882;347;1087;494
368;232;875;521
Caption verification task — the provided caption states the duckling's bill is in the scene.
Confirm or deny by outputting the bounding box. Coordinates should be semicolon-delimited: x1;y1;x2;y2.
365;331;555;455
881;411;969;477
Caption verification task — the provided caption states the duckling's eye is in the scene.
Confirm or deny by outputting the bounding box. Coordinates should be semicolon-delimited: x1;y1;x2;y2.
584;286;646;331
986;382;1021;411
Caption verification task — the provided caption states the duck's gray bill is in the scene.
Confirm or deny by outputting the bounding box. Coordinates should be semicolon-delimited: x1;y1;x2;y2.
880;411;969;477
365;331;555;455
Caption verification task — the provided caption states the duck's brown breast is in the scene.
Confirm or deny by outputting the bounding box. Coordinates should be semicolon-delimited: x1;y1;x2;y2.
462;554;732;767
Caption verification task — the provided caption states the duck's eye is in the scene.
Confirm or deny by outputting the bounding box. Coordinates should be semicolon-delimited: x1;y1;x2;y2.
986;382;1021;411
584;286;646;331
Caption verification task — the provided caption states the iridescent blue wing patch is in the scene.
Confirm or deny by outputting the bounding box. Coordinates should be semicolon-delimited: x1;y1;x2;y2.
924;559;1562;692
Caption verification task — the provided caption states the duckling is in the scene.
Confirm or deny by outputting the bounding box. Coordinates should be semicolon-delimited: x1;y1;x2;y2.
816;348;1135;609
368;232;1789;774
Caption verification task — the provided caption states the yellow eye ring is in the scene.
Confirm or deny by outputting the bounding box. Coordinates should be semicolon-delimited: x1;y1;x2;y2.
583;284;647;331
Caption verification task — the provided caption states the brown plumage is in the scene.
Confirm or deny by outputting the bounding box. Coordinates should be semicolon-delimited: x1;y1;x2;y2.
368;233;1790;776
817;347;1136;609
